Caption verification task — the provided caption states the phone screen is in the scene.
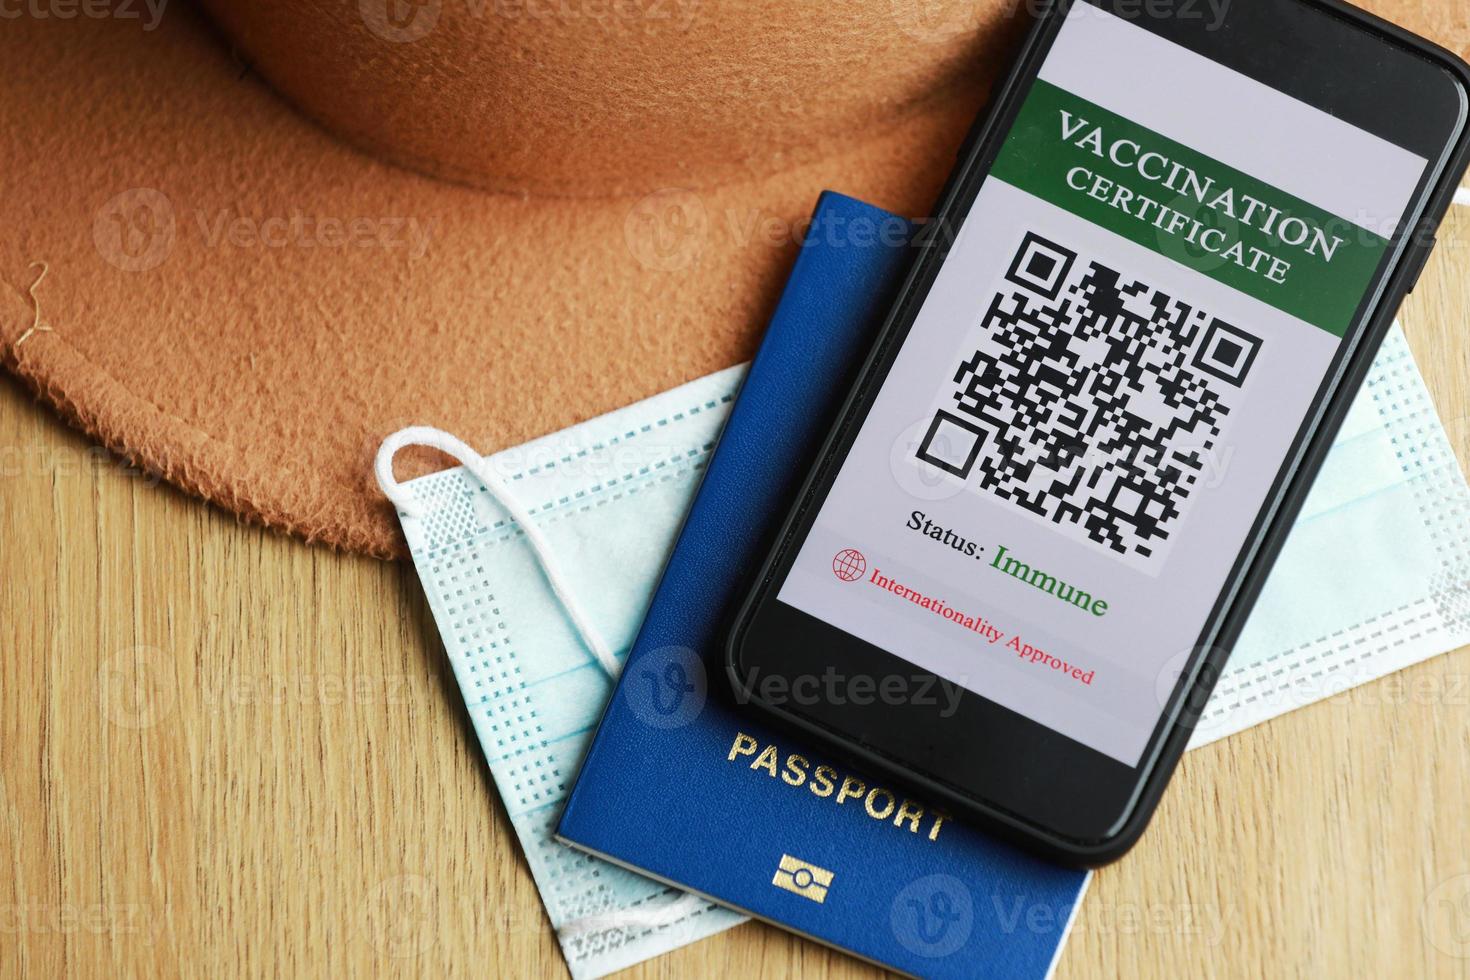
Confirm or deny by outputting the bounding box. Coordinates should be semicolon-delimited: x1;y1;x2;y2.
774;1;1434;766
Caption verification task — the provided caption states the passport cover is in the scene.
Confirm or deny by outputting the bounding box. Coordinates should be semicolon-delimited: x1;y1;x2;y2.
557;192;1090;977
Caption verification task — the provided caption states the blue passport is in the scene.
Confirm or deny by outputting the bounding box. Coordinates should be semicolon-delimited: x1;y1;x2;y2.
558;193;1089;977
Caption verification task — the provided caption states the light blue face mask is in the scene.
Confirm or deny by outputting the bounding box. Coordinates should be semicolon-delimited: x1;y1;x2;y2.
1188;323;1470;743
375;323;1470;977
375;369;748;979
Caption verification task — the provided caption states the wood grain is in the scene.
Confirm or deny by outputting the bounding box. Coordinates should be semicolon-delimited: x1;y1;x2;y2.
2;208;1469;980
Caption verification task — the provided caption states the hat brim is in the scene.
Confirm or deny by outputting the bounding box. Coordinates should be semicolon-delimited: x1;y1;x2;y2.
3;2;1461;558
0;5;992;558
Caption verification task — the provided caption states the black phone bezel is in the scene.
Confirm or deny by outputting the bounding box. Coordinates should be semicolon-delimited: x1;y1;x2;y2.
726;0;1470;866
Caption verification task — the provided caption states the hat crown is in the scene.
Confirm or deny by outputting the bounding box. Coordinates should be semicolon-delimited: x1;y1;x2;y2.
202;0;1014;195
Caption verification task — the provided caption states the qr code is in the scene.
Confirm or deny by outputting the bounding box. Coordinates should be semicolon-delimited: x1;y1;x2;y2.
915;232;1264;562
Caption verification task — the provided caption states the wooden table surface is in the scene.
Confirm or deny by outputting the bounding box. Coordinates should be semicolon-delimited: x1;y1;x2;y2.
3;207;1470;980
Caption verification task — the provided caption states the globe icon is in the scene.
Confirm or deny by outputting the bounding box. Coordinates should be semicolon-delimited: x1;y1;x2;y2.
832;549;866;582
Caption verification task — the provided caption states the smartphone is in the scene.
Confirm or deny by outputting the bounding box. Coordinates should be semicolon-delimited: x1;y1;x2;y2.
726;0;1470;865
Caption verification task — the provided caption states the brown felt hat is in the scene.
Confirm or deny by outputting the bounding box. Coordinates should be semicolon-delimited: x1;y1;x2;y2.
2;0;1463;558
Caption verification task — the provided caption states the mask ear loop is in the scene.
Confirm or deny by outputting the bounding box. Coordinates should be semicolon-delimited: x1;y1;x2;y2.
376;427;714;937
375;426;621;678
556;890;711;939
